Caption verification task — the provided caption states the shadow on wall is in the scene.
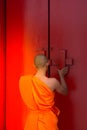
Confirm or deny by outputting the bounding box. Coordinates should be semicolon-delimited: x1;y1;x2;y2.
54;74;76;130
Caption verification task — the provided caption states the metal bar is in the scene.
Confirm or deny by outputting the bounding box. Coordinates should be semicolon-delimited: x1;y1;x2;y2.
48;0;50;77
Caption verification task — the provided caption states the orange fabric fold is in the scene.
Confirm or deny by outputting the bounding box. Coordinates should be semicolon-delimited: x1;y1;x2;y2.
19;75;60;130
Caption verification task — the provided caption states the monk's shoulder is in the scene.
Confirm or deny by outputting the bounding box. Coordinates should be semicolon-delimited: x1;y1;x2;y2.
19;75;33;82
46;77;57;85
48;77;59;86
19;75;33;91
48;77;57;82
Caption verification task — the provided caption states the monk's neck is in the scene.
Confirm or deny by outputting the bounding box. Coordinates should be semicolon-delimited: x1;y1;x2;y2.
36;68;47;77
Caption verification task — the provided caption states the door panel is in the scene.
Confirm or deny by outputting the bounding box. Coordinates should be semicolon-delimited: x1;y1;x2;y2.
23;0;48;74
6;0;48;130
50;0;87;130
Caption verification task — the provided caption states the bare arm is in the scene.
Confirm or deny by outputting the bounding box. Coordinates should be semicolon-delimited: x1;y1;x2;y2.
55;67;68;95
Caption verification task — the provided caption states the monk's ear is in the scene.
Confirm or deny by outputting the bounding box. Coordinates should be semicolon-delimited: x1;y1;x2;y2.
46;60;50;66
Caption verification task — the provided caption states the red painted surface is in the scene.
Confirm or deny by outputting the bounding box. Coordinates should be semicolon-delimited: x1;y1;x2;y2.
6;0;24;129
6;0;87;130
0;0;5;129
50;1;87;130
6;0;48;130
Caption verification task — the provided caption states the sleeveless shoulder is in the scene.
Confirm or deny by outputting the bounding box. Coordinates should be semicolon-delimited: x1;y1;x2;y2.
43;77;57;91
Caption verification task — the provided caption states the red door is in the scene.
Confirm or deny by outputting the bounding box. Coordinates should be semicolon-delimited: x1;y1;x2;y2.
50;1;87;130
6;0;87;130
6;0;48;130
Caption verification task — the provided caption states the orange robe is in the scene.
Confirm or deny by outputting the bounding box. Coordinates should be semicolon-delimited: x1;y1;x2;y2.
19;75;60;130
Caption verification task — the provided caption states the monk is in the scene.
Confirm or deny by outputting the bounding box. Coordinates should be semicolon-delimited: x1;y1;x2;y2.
19;54;68;130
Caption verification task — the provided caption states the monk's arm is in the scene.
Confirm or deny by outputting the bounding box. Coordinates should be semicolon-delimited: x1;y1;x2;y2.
55;67;68;95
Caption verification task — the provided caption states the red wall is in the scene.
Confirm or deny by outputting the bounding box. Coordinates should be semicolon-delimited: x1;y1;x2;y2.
0;0;5;129
6;0;87;130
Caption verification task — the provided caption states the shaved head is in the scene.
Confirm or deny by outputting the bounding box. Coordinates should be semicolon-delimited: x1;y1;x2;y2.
34;54;48;68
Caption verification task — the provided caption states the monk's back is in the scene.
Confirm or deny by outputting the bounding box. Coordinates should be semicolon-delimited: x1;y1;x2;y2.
34;75;56;91
19;75;59;130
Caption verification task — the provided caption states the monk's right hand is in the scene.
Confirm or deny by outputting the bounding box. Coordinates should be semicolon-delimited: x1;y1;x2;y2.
57;66;69;77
